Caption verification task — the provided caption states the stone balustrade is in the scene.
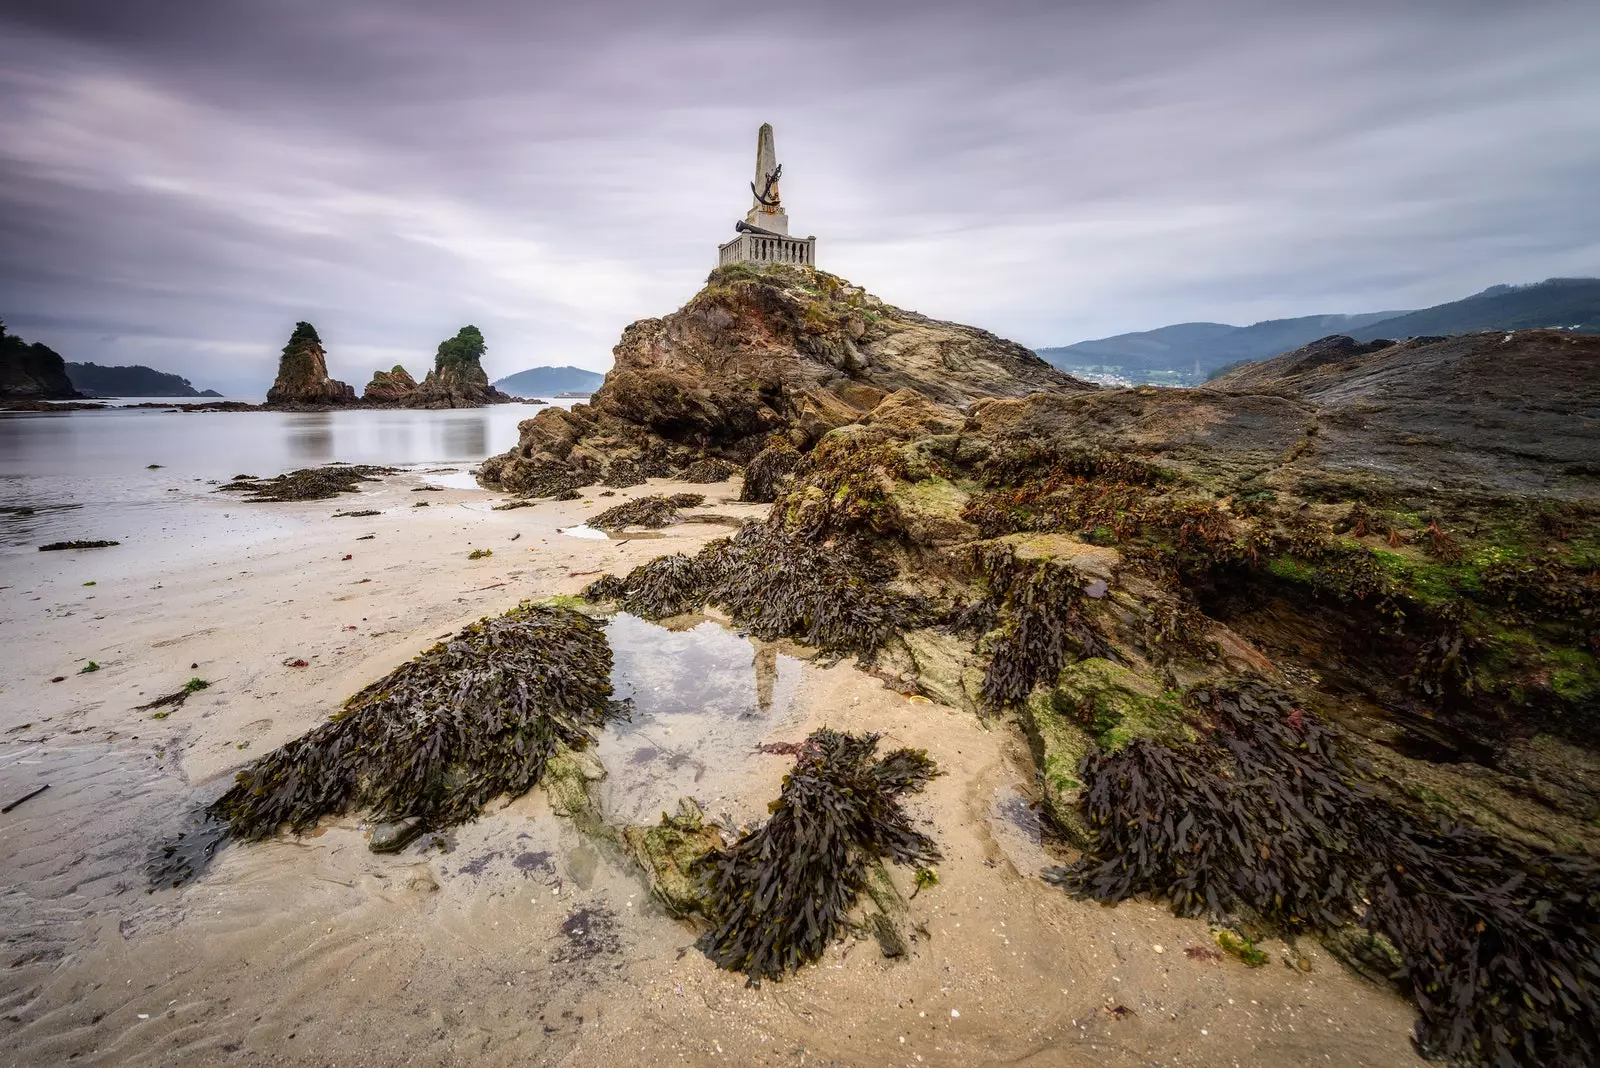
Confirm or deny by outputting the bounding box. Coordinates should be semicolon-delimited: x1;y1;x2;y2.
718;232;817;268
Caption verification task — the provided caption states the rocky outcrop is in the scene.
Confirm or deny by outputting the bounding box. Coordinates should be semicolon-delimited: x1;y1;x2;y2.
362;365;417;403
481;264;1090;493
1;322;82;400
265;322;356;408
401;325;512;409
576;325;1600;1061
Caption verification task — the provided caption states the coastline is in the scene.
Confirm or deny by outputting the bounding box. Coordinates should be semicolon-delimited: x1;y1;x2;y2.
0;465;1423;1067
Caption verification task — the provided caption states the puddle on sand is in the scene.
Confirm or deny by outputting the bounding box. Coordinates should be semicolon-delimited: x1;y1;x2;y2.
0;741;195;1000
987;784;1053;878
598;613;803;827
557;524;609;540
418;468;482;491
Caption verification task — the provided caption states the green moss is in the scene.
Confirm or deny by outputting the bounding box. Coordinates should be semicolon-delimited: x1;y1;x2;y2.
1048;659;1192;754
1547;648;1599;702
1021;688;1095;844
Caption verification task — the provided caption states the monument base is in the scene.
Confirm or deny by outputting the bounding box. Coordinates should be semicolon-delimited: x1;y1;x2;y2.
745;208;789;236
718;232;816;268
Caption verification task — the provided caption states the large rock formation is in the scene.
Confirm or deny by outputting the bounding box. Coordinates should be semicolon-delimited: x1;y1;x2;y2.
265;322;356;408
362;365;417;403
1;321;82;400
481;264;1090;493
402;325;512;409
576;326;1600;1062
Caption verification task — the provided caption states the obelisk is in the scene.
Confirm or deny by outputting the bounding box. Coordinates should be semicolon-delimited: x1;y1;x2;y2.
747;123;790;236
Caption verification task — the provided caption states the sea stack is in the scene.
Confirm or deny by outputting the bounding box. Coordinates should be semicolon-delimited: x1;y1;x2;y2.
265;322;356;407
404;325;511;408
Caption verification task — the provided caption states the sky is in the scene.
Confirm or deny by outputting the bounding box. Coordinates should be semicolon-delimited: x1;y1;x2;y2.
1;0;1597;393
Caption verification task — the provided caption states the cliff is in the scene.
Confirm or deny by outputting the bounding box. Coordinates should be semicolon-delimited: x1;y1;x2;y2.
481;264;1089;492
265;322;356;408
1;322;82;400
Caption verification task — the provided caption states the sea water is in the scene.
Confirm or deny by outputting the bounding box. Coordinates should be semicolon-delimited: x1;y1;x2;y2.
0;401;560;557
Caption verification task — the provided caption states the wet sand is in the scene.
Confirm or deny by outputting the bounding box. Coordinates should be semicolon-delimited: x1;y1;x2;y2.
0;470;1424;1067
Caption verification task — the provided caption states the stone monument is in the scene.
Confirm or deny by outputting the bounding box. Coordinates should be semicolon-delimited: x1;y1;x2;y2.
718;123;817;268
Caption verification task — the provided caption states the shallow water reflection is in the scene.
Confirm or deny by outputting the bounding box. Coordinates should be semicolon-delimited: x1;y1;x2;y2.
599;613;802;825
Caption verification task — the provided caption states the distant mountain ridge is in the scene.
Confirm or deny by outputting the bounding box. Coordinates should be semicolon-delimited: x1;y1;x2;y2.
65;361;220;397
1038;277;1600;384
492;365;605;397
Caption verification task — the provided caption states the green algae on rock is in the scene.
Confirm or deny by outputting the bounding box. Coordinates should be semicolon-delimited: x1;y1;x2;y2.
621;799;724;917
695;729;940;985
210;604;621;840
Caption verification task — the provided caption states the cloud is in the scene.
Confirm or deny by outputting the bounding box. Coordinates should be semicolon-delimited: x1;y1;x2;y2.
0;0;1596;390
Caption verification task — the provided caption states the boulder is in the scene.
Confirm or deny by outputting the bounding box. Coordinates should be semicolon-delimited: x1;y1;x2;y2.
363;364;417;403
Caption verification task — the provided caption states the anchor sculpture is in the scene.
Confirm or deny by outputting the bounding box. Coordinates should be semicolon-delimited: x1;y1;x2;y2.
750;163;783;207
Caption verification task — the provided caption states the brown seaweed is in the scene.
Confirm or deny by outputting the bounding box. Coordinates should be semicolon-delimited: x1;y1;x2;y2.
695;729;940;985
1050;681;1600;1067
219;464;398;502
583;523;925;657
740;439;802;503
210;604;621;840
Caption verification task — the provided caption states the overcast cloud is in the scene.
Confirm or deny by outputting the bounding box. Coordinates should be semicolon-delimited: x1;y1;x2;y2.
1;0;1597;392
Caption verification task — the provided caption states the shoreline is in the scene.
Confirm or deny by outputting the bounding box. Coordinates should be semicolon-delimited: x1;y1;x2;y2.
0;467;1424;1067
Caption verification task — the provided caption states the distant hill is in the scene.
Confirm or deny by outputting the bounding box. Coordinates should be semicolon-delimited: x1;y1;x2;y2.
1038;277;1600;385
1037;312;1406;385
1349;278;1600;341
492;365;605;397
65;361;218;397
1;321;82;400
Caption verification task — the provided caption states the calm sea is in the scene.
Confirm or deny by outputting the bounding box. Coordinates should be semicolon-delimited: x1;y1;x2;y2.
0;399;561;561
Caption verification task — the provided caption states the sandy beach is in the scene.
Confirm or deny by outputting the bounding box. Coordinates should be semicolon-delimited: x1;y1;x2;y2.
1;468;1424;1067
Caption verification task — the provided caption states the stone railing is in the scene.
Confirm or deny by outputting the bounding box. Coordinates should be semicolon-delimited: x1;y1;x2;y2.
718;233;817;268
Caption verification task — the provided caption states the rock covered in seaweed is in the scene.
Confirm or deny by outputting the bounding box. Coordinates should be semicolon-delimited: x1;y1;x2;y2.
478;263;1092;493
265;322;357;408
209;603;621;840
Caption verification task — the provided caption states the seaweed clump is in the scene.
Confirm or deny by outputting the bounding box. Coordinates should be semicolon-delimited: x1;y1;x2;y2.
677;457;738;483
696;729;940;984
583;523;924;657
740;439;802;503
219;464;397;502
1052;681;1600;1067
210;604;620;839
39;539;120;551
588;495;685;530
